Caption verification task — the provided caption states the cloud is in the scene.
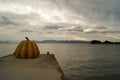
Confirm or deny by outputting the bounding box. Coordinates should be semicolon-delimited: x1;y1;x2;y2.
101;30;120;34
0;16;18;26
64;0;120;27
84;30;99;34
0;0;119;41
67;26;83;32
0;12;35;29
93;26;108;30
43;24;63;30
20;29;34;32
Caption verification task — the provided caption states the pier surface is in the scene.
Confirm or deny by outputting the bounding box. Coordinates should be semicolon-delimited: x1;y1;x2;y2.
0;54;64;80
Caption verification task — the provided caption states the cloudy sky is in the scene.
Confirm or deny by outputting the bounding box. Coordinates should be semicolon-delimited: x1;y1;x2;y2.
0;0;120;41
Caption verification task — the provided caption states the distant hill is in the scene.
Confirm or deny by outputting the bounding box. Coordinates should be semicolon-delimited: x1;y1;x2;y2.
0;41;13;43
0;40;90;44
35;40;90;44
91;40;120;44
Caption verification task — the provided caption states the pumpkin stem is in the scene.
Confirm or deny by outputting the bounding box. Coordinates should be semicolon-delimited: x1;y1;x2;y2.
25;37;29;41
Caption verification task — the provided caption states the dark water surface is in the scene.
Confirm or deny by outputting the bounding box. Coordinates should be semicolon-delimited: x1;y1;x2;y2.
0;43;120;80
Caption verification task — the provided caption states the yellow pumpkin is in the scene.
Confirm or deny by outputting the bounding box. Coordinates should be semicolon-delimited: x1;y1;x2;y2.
14;37;40;59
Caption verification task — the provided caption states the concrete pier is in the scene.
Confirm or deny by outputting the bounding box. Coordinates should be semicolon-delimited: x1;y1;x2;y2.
0;54;64;80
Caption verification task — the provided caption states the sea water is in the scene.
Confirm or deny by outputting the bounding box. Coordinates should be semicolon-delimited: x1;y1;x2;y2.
0;43;120;80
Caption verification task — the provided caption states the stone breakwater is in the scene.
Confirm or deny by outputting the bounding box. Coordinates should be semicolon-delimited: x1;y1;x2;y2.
0;54;65;80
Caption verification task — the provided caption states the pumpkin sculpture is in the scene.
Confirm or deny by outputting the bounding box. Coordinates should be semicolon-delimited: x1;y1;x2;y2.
14;37;40;59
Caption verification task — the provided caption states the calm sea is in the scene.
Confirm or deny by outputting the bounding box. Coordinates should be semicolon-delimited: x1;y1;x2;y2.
0;43;120;80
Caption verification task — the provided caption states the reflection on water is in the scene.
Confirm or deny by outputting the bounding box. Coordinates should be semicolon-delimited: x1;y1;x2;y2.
0;43;120;80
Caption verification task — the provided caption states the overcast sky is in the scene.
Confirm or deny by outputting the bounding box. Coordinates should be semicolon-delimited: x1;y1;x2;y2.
0;0;120;41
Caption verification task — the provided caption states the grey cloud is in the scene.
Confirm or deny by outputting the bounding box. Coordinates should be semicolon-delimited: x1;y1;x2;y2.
67;26;83;32
0;14;32;31
93;26;108;29
0;16;18;26
0;0;120;41
64;0;120;26
101;30;120;34
45;31;54;34
59;26;83;33
0;12;43;29
1;0;120;22
20;29;34;32
43;24;84;34
43;24;64;30
0;12;28;21
84;30;99;34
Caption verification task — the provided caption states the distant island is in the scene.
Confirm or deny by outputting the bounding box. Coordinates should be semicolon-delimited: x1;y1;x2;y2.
91;40;120;44
35;40;90;44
